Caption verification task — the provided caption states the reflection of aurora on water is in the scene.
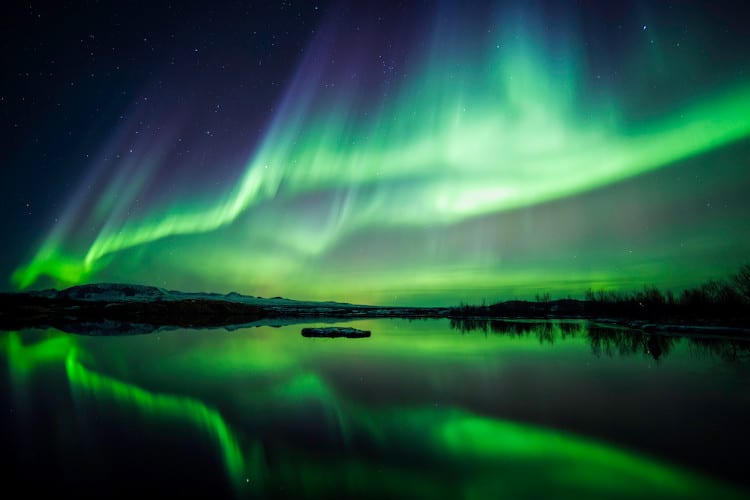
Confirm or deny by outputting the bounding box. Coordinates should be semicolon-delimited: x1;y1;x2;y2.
10;3;750;304
65;349;249;492
2;327;744;498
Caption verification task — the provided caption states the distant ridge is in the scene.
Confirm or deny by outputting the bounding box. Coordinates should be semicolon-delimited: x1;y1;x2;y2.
1;282;435;335
55;283;168;301
28;282;354;307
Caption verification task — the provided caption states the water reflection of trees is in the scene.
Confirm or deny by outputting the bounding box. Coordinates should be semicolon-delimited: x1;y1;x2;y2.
448;318;750;362
449;318;582;345
587;327;675;360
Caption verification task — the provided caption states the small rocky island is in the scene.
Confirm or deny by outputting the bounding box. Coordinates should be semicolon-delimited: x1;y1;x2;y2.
301;327;371;338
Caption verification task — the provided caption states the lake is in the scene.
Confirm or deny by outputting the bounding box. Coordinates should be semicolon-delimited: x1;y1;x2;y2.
2;319;749;498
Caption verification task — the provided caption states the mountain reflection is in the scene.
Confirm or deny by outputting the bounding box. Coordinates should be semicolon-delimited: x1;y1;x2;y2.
448;318;750;362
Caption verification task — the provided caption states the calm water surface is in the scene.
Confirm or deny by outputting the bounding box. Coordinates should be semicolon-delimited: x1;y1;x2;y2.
2;319;749;498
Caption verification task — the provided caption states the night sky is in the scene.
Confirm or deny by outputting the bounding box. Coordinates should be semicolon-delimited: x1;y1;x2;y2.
3;1;750;305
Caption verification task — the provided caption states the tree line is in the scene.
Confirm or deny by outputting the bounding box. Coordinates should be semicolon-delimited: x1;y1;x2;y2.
450;264;750;322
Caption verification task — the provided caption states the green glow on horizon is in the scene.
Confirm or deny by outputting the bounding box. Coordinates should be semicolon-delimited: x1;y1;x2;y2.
10;9;750;303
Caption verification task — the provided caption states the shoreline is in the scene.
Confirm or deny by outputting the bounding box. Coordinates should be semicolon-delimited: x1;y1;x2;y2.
1;291;748;338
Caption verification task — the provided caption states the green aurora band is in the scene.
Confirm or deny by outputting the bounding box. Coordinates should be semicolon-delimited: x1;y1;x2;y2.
11;8;750;303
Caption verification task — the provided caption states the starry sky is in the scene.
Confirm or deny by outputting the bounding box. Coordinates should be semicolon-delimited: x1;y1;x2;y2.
3;1;750;305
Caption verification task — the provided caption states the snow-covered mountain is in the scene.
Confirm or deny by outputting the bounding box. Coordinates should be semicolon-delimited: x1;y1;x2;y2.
31;282;361;308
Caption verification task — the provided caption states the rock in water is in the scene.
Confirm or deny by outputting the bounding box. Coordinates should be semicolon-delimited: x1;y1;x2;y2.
301;327;371;338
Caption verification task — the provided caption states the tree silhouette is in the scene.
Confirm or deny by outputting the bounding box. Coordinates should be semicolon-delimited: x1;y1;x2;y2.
733;264;750;304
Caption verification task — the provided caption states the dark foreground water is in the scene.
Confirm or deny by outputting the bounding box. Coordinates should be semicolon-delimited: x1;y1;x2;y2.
2;319;749;499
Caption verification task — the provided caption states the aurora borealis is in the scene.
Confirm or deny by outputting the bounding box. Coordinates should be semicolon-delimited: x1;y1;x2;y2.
4;1;750;304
